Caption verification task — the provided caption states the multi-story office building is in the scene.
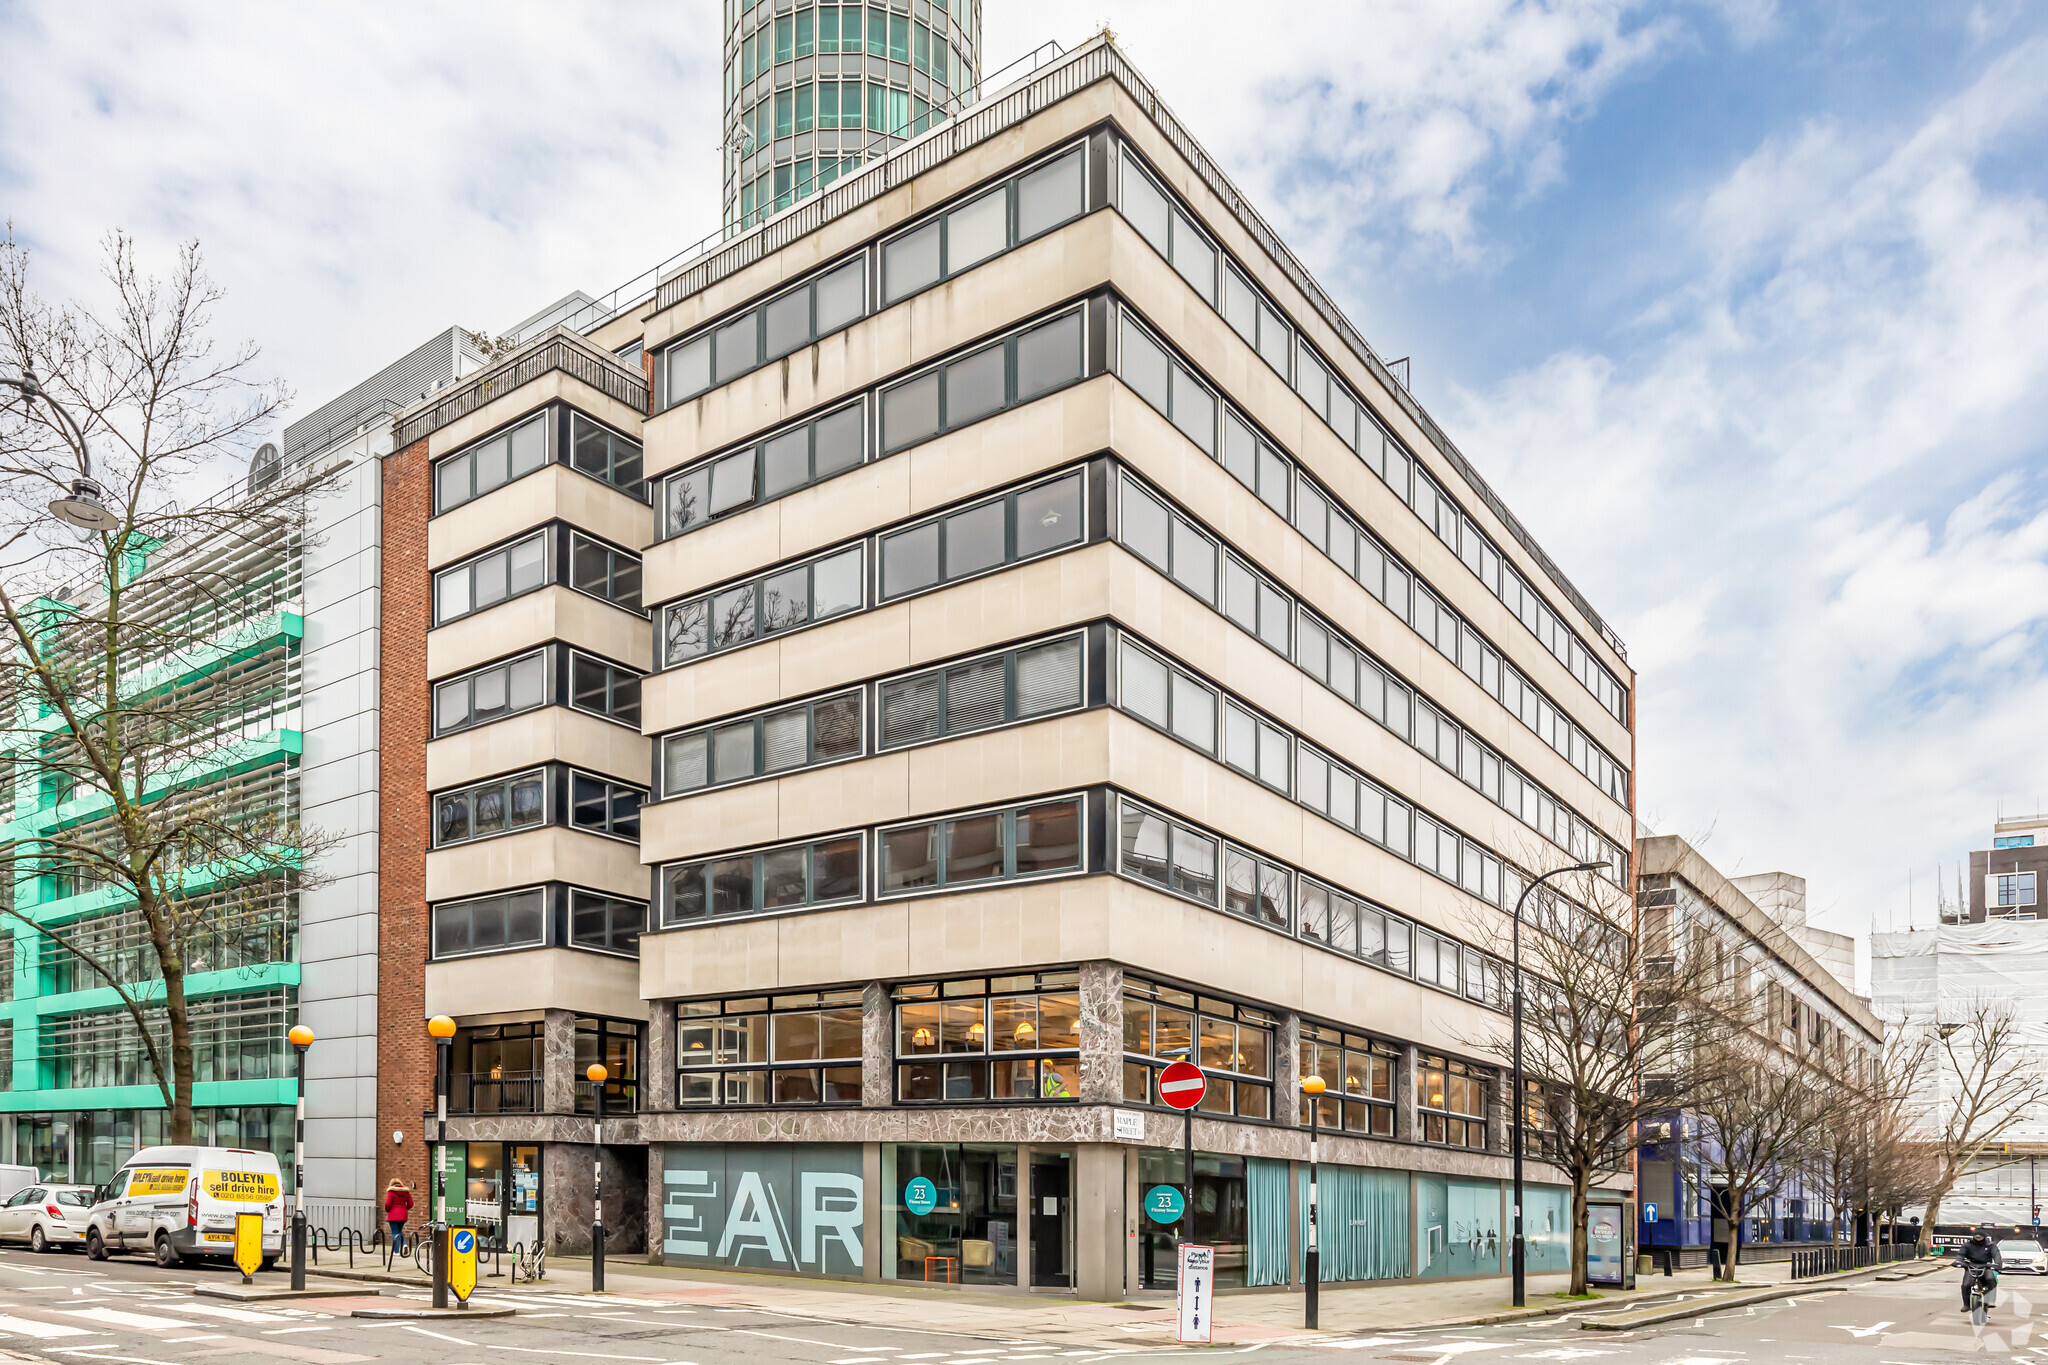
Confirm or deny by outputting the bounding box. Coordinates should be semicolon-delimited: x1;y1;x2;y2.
1965;813;2048;922
1636;837;1884;1265
723;0;982;234
377;36;1638;1297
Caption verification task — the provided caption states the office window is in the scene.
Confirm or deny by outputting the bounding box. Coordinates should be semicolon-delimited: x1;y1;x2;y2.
662;834;864;925
1117;313;1217;455
433;769;546;848
1219;412;1290;520
878;308;1085;453
1995;835;2036;849
1418;1054;1489;1150
434;412;547;513
1117;474;1218;605
1117;153;1221;308
661;401;865;537
1222;846;1290;931
676;991;864;1107
1221;552;1291;656
431;889;545;960
569;652;641;727
879;470;1084;600
433;532;547;624
665;255;867;405
568;532;642;614
568;413;646;501
1117;798;1219;907
878;796;1083;895
1121;975;1274;1118
877;634;1083;750
662;544;864;664
1222;700;1291;795
568;890;644;956
879;146;1085;306
433;650;548;736
1299;1025;1396;1136
568;772;642;841
1118;638;1218;753
895;971;1082;1103
661;689;863;795
1996;872;2038;909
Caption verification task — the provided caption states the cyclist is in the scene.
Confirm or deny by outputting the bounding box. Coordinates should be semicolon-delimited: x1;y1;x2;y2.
1960;1231;2002;1312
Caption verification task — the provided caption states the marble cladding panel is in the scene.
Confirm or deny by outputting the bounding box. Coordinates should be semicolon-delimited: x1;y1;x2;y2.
543;1010;577;1114
1396;1044;1419;1143
1488;1064;1511;1156
543;1143;650;1255
645;1005;677;1111
1273;1010;1301;1130
1077;961;1123;1104
861;981;892;1107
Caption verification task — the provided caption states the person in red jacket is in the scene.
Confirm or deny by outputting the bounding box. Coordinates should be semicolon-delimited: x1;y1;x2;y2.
383;1179;415;1254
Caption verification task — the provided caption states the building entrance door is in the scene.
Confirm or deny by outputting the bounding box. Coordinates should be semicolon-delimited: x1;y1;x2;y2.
1029;1150;1072;1288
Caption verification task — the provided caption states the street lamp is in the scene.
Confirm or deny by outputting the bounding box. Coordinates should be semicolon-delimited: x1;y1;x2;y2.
427;1014;456;1310
587;1063;608;1292
1511;859;1608;1309
1301;1075;1327;1329
1;370;117;530
286;1024;314;1290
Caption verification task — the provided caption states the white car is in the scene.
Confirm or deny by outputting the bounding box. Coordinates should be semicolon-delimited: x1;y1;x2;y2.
1998;1239;2047;1274
0;1186;95;1252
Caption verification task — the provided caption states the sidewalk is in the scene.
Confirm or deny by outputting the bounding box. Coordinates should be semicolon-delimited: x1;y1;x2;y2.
292;1249;1919;1349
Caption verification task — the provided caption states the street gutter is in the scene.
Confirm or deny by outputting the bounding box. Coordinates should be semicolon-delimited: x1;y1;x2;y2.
1578;1259;1950;1332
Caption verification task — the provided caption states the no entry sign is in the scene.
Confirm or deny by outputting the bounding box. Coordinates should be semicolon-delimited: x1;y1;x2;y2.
1158;1059;1207;1111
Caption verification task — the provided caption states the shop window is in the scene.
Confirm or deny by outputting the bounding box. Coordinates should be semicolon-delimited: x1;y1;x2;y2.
676;991;864;1107
894;972;1081;1103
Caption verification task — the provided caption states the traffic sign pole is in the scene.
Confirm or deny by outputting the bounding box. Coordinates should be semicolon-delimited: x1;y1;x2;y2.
1156;1060;1207;1247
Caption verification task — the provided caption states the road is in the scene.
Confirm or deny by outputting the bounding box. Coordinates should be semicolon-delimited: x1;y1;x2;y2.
0;1245;2020;1365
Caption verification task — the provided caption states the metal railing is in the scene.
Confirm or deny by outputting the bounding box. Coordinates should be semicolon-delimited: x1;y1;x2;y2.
297;1221;546;1283
450;1069;543;1114
392;330;650;449
1790;1241;1922;1278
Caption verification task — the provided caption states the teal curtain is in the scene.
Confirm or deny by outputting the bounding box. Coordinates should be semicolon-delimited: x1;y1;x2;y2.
1300;1163;1411;1282
1247;1157;1292;1287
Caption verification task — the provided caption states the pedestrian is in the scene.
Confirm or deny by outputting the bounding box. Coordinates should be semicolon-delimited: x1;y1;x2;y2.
384;1178;414;1255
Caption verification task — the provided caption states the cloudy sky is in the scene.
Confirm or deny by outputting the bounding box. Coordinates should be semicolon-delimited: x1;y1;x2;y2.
6;2;2046;967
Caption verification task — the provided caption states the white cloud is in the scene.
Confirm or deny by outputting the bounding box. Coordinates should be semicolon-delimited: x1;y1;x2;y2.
1450;36;2048;942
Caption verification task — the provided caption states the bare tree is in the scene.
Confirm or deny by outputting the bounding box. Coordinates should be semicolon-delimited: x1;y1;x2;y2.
1913;997;2048;1250
1863;1031;1938;1248
1463;860;1737;1296
0;228;328;1142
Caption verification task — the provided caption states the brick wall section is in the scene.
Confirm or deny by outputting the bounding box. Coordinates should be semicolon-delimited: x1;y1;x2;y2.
376;436;432;1201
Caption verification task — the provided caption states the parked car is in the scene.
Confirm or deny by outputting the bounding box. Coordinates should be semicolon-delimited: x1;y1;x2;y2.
83;1146;283;1268
1998;1239;2047;1274
0;1185;94;1252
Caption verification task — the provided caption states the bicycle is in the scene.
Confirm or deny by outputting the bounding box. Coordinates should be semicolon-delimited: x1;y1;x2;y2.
1966;1263;1999;1326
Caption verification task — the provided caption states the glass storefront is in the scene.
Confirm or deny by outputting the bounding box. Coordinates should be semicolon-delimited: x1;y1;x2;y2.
884;1142;1020;1285
12;1107;294;1190
1138;1148;1247;1289
1417;1174;1503;1277
460;1142;542;1250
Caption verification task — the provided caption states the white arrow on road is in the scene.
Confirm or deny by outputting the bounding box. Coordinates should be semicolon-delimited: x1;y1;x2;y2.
1828;1323;1894;1338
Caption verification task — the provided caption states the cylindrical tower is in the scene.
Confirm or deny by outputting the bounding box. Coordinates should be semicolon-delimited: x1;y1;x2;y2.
722;0;982;235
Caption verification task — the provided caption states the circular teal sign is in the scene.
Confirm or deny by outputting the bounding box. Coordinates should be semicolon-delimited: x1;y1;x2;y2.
1145;1184;1185;1225
904;1177;938;1216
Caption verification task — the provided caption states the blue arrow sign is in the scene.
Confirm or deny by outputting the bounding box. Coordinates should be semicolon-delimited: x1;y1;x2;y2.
904;1177;938;1216
452;1228;475;1254
1146;1184;1185;1225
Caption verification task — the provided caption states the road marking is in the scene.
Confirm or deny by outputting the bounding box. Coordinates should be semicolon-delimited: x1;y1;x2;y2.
60;1309;199;1332
262;1327;331;1334
173;1303;292;1324
831;1358;889;1363
166;1337;224;1343
0;1314;103;1338
394;1324;473;1345
489;1348;666;1361
1828;1323;1894;1338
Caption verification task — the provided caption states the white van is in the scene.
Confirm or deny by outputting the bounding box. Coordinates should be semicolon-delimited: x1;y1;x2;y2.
0;1165;40;1205
84;1146;284;1268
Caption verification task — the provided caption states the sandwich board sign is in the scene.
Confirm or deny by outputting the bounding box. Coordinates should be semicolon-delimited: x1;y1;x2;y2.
1176;1243;1214;1343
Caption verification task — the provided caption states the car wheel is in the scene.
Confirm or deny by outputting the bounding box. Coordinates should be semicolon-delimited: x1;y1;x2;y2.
28;1226;46;1254
85;1227;107;1261
152;1232;180;1268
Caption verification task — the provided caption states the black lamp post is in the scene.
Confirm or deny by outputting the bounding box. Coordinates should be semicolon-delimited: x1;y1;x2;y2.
287;1025;314;1289
1301;1075;1327;1329
1512;860;1607;1309
588;1063;608;1292
427;1014;456;1310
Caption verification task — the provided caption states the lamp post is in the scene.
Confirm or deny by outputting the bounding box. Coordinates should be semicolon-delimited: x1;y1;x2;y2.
427;1015;456;1310
1511;859;1607;1309
286;1025;315;1290
588;1063;608;1292
0;369;118;530
1301;1075;1327;1329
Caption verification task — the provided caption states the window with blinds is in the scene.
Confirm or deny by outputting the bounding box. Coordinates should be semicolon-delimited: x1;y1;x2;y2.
876;633;1083;752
